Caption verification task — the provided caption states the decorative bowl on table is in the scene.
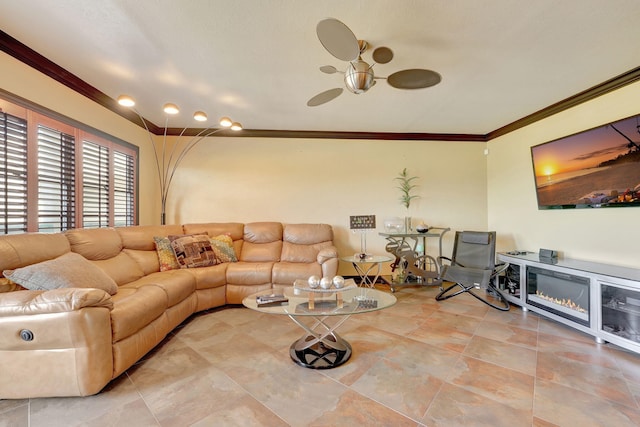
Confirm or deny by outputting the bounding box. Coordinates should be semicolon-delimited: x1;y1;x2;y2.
383;217;404;233
294;278;357;292
416;223;429;233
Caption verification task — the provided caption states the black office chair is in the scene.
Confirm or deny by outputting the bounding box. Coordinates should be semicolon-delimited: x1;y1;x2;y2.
435;231;510;311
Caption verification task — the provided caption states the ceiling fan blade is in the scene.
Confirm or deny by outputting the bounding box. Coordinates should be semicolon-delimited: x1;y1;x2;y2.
387;69;442;89
316;18;359;61
372;47;393;64
307;88;344;107
320;65;339;74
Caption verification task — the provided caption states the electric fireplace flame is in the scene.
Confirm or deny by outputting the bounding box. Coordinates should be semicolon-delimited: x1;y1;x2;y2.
534;290;587;314
528;290;589;322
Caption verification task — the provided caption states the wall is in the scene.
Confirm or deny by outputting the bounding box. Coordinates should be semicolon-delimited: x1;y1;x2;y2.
0;51;158;225
487;80;640;269
167;137;488;275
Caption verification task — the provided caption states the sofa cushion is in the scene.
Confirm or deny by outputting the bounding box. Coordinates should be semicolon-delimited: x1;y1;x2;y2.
244;222;283;243
118;225;184;274
91;252;145;286
125;270;196;308
109;284;168;341
239;222;282;262
283;223;333;245
169;234;219;268
280;224;334;263
118;225;183;251
226;262;273;285
272;262;322;286
3;252;118;295
182;222;244;240
182;264;227;290
122;248;160;276
0;233;71;271
281;242;322;263
65;228;123;260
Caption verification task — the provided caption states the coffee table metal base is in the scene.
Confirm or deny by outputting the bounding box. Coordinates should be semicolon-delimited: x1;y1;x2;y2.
287;314;352;369
289;332;352;369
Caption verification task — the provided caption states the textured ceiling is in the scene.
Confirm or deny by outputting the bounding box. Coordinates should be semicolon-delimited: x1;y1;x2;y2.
1;0;640;135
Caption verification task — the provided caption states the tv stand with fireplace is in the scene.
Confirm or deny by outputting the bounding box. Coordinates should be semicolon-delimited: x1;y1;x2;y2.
498;252;640;355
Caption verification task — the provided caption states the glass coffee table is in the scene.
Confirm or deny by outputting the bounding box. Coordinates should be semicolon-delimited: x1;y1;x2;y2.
243;280;396;369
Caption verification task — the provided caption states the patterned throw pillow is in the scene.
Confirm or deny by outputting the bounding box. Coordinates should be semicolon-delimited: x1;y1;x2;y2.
209;234;238;263
153;236;181;271
0;277;25;293
169;234;219;268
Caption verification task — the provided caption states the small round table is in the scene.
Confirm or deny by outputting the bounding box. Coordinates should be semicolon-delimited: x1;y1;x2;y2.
243;283;396;369
340;254;394;288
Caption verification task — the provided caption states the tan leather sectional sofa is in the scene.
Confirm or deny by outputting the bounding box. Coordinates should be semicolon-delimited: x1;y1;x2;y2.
0;222;338;399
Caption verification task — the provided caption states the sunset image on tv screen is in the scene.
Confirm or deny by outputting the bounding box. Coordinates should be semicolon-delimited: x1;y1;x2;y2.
531;115;640;208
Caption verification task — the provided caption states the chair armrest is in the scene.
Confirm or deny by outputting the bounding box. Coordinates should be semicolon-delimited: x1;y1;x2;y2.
0;288;113;317
317;246;338;264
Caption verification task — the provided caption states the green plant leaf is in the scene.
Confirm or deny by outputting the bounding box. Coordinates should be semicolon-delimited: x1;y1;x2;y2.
395;168;419;209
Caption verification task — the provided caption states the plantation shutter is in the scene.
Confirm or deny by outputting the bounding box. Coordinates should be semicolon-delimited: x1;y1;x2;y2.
0;96;138;234
113;150;135;226
82;140;109;228
37;125;76;232
0;112;28;234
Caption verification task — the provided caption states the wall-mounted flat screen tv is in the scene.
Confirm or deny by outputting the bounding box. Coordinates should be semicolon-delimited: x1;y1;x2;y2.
531;114;640;209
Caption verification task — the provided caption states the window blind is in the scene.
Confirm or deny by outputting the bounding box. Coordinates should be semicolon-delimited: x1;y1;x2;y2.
0;112;28;234
0;96;138;234
37;125;76;232
113;150;135;227
82;140;109;228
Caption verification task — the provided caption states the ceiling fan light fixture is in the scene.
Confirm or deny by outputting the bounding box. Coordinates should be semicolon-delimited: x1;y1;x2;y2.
163;103;180;115
193;111;208;122
117;95;135;107
344;60;375;94
308;18;442;107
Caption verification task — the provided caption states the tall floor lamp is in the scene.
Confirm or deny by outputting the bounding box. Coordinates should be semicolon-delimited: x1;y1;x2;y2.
117;95;242;224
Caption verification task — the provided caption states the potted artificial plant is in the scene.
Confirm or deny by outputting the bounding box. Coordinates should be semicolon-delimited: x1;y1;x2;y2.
395;167;419;232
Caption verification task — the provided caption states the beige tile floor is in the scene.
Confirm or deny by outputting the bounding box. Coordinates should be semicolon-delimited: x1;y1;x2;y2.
2;285;640;426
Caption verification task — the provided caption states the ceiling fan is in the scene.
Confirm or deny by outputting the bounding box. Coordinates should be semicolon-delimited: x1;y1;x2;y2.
307;18;442;107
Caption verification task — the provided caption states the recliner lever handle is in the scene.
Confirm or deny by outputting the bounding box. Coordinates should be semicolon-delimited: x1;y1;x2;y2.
20;329;34;341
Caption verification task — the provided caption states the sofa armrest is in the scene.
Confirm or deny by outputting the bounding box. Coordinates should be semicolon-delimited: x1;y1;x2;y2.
0;288;115;398
317;246;339;278
0;288;113;317
317;246;338;264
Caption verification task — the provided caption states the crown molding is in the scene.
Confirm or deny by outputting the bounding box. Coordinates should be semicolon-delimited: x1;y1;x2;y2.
231;129;486;141
487;66;640;140
2;29;639;142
